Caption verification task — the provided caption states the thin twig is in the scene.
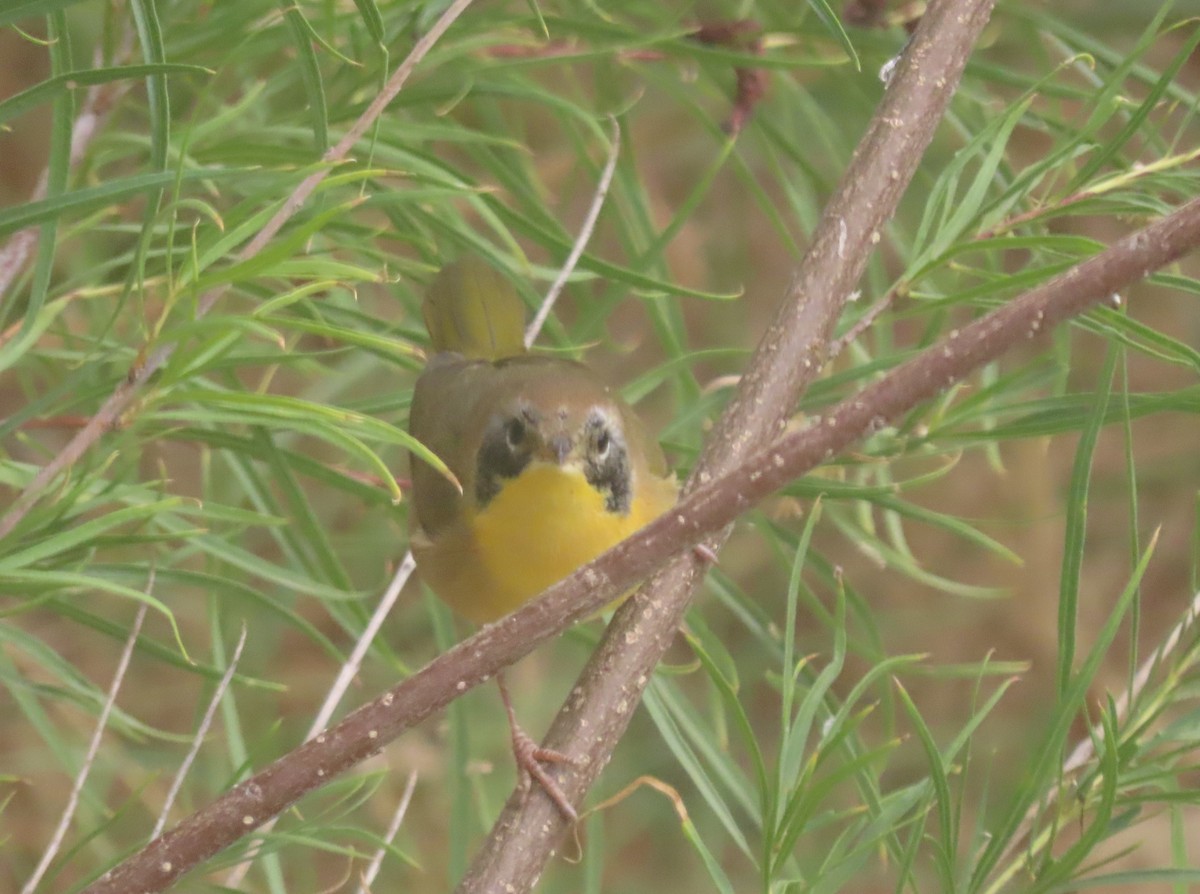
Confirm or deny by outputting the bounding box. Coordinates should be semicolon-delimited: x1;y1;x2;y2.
21;599;149;894
827;282;903;360
79;153;1200;894
1064;593;1200;776
152;624;248;839
988;586;1200;884
0;0;476;541
524;116;622;348
310;553;417;738
355;770;419;894
221;552;416;887
0;24;136;301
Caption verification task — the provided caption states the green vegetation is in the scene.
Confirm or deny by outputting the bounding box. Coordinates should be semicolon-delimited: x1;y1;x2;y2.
2;2;1199;892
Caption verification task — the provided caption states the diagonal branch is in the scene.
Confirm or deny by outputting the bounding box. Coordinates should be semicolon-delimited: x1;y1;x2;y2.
460;0;996;887
81;70;1200;894
219;552;415;887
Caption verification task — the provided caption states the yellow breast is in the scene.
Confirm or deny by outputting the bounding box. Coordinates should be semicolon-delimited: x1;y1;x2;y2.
415;462;674;624
470;463;665;615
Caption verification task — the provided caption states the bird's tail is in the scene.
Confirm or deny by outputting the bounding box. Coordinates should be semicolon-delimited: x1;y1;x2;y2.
422;255;528;360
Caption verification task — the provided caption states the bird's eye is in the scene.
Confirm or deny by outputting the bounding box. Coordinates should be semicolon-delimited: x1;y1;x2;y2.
595;429;611;458
505;417;526;450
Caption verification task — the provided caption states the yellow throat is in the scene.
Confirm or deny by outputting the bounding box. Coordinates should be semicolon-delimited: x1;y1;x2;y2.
467;462;666;618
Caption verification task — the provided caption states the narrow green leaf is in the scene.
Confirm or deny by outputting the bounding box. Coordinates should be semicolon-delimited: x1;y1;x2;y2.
0;63;210;127
0;0;87;27
0;499;185;571
280;1;329;153
1057;346;1117;697
0;168;248;236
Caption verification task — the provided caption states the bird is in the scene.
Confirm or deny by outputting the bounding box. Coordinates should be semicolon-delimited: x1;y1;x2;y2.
407;254;678;818
408;256;678;622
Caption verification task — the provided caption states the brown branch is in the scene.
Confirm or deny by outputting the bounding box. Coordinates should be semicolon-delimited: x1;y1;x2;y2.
690;20;767;134
86;0;986;888
0;0;477;542
61;1;1200;888
82;187;1200;894
458;1;997;888
843;0;893;30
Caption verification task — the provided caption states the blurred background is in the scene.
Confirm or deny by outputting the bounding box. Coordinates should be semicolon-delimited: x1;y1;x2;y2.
2;1;1200;891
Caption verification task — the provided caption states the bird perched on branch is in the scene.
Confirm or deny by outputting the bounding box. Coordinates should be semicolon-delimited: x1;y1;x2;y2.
408;255;678;622
407;254;678;818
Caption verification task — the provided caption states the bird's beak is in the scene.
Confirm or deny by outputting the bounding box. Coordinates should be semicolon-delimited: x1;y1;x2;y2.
546;433;572;465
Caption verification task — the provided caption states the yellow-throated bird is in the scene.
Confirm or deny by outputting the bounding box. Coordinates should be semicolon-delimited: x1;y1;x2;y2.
408;256;678;624
407;256;678;819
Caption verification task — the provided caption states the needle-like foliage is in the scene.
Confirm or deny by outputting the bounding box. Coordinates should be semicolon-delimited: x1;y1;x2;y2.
2;2;1200;893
